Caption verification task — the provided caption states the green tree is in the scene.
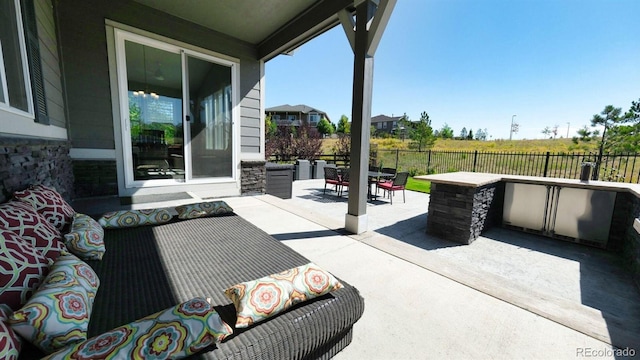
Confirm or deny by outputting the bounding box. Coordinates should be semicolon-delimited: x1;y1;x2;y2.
459;127;468;139
439;123;454;139
265;114;277;137
626;98;640;121
475;128;488;140
129;99;142;138
591;105;626;179
337;115;350;134
591;105;624;151
411;111;435;151
316;117;333;137
396;113;412;141
603;98;640;153
541;126;551;138
467;129;473;140
576;125;592;141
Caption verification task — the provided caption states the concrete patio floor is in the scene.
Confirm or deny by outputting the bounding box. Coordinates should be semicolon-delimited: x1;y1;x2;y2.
73;179;640;359
228;179;640;359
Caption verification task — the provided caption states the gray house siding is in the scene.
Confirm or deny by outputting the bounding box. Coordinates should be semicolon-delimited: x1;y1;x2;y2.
0;0;73;201
54;0;262;153
54;1;113;149
240;65;263;154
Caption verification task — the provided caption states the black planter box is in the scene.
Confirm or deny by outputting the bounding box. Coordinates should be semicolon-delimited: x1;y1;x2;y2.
266;163;294;199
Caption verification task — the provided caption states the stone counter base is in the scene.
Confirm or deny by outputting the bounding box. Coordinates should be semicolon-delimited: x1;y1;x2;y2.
427;182;504;244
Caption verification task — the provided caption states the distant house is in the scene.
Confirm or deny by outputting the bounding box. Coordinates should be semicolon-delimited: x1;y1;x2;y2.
266;105;329;127
371;114;403;134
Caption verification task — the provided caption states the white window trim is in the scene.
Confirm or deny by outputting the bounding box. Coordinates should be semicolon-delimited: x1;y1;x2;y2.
0;0;66;140
0;0;34;117
0;41;9;104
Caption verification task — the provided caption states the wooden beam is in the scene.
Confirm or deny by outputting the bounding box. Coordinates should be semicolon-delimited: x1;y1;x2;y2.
338;9;356;53
257;0;354;61
367;0;396;55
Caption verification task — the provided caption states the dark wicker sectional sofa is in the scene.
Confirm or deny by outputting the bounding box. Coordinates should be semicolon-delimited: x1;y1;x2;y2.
21;213;365;359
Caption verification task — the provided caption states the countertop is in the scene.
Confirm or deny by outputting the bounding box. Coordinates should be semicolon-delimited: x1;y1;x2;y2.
414;172;640;197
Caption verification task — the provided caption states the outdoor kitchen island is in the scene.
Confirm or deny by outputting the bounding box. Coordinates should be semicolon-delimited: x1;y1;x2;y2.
416;172;640;284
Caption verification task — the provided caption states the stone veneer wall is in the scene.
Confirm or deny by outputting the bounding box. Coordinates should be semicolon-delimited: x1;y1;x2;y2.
608;192;634;252
622;195;640;287
240;160;266;196
427;182;504;244
72;160;118;198
0;138;74;203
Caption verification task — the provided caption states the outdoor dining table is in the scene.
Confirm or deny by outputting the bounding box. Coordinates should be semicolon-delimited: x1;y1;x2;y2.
334;168;394;201
367;171;395;201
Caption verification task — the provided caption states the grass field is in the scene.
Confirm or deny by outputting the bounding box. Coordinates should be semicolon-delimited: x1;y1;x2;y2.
322;137;599;154
313;136;634;184
406;177;430;193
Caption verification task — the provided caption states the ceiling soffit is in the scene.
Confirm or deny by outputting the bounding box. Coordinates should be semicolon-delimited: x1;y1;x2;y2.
133;0;360;61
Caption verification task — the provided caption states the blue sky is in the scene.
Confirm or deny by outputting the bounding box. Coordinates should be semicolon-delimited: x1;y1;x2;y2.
265;0;640;140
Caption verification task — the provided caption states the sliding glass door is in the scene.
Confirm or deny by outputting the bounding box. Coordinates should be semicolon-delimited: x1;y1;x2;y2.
115;30;235;186
186;54;233;178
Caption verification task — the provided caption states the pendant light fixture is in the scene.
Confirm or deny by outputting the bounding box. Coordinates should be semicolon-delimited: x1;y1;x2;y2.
133;44;159;99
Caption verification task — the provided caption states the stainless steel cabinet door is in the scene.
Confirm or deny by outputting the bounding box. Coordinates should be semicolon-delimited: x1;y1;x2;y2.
503;183;548;231
554;188;615;246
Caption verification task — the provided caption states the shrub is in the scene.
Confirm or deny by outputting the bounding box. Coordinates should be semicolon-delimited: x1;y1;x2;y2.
267;124;322;161
332;134;351;156
408;167;420;177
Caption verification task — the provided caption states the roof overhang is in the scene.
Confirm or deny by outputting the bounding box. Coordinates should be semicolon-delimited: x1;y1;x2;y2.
132;0;366;61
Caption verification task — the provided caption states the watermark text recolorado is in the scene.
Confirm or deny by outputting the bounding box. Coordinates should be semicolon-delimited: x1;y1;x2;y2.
576;347;635;358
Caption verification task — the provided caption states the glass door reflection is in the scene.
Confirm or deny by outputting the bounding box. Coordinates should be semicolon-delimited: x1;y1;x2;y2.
187;55;233;178
125;40;185;181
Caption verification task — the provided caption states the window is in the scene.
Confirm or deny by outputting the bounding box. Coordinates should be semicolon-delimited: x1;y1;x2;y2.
0;0;30;112
309;113;320;123
287;115;296;121
0;0;48;122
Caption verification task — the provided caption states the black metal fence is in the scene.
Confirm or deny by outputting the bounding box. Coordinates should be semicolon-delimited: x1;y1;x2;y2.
268;150;640;183
269;153;351;168
375;149;640;183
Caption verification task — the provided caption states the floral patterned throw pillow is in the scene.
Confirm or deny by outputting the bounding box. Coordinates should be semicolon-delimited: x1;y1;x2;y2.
224;262;343;328
98;208;173;228
64;213;105;260
8;254;100;354
42;297;233;360
175;201;234;220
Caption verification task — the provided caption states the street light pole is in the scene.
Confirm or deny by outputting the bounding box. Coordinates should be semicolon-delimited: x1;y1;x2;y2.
566;122;570;138
510;114;516;140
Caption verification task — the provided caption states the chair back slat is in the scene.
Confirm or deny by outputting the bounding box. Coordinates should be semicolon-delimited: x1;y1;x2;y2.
341;169;350;182
393;172;409;186
382;167;396;175
324;166;339;181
